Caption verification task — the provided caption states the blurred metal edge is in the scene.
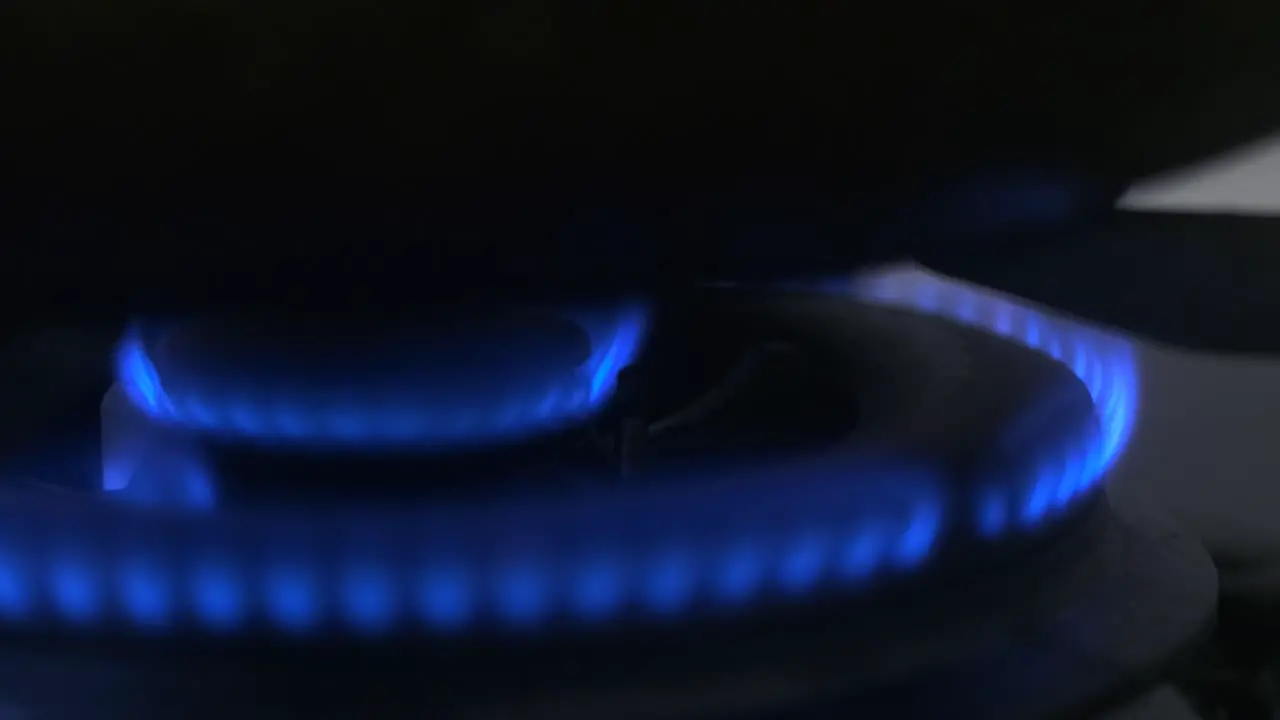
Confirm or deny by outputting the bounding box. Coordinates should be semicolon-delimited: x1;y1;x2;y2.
916;209;1280;354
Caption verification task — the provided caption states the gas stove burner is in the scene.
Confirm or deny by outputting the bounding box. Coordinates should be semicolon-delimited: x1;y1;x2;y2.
0;277;1142;645
113;303;650;450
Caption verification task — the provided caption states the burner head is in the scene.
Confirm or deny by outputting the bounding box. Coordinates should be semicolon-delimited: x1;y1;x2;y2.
114;305;646;450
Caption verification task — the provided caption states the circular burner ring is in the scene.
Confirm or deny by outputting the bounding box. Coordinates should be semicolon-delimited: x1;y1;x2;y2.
115;302;650;450
0;280;1137;640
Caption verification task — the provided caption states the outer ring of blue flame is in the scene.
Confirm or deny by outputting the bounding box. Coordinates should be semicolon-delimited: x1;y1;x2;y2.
114;304;651;448
0;275;1137;637
845;268;1138;534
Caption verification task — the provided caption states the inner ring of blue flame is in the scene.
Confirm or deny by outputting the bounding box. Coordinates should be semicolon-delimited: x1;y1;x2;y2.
114;304;651;447
0;276;1137;637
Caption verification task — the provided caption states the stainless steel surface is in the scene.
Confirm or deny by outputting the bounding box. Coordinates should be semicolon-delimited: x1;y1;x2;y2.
901;141;1280;567
1116;140;1280;563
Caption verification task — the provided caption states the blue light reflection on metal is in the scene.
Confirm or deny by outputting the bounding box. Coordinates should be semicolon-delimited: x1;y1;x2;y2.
113;303;650;448
847;268;1139;536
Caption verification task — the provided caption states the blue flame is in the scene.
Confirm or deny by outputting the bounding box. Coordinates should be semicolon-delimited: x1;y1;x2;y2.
114;303;650;448
847;268;1139;535
0;274;1137;638
4;459;944;635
